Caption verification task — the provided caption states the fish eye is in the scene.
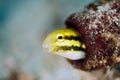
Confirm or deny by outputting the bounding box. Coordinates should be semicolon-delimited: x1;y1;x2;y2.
57;34;64;42
58;36;63;39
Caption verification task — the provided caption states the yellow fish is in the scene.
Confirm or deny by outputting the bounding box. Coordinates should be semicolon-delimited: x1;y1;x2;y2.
43;28;86;60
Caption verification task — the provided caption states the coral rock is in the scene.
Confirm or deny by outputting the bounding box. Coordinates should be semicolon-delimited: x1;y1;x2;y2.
65;0;120;71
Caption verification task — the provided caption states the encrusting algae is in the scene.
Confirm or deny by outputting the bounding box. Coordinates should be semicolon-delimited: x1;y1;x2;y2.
65;0;120;71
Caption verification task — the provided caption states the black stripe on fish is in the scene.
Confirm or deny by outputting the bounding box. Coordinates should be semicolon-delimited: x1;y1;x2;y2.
64;36;84;42
57;45;85;52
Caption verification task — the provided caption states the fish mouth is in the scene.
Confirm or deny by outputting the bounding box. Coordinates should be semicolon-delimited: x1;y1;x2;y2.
42;44;53;53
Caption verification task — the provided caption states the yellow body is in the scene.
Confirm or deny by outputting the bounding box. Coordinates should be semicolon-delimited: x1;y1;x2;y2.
43;28;86;60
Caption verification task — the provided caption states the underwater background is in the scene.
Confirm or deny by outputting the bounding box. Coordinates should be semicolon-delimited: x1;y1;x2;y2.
0;0;95;80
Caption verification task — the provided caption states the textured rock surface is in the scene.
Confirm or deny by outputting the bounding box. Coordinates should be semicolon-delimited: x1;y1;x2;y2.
66;0;120;71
